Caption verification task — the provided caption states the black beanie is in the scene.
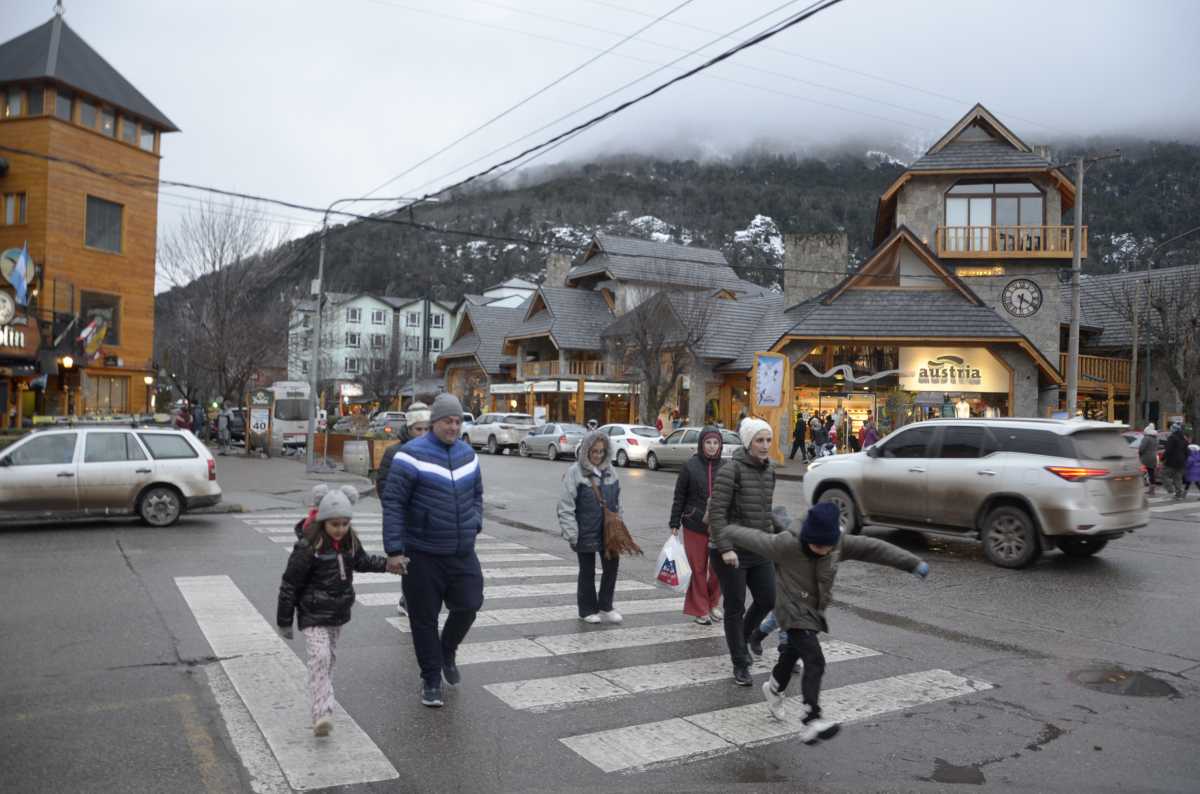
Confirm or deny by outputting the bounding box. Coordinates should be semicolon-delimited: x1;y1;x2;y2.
800;502;842;547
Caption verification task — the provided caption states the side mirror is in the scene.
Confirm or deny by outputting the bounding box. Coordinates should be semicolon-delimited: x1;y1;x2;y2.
866;445;881;458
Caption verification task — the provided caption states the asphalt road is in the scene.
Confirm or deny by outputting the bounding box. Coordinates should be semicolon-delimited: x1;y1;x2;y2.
2;452;1198;793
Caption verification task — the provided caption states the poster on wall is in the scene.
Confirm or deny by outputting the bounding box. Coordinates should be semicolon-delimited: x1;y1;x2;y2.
898;347;1009;393
754;353;786;408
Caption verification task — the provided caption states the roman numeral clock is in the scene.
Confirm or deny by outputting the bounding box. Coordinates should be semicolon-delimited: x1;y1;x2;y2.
1001;278;1043;318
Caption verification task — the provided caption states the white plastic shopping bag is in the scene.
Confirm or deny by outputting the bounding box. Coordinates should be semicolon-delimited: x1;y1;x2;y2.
655;534;692;593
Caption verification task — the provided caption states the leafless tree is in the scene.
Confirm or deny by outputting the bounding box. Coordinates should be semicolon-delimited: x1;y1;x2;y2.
356;348;409;409
1092;265;1200;431
158;201;294;402
602;289;713;426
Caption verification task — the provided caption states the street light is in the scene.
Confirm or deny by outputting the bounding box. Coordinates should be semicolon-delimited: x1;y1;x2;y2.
305;195;437;473
60;355;73;369
143;375;154;414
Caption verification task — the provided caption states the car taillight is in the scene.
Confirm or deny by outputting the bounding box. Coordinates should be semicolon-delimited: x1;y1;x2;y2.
1045;466;1108;481
559;436;567;445
208;459;216;481
627;438;639;446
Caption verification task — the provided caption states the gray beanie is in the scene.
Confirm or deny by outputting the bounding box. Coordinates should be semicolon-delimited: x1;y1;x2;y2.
430;393;463;424
315;485;359;523
310;483;330;506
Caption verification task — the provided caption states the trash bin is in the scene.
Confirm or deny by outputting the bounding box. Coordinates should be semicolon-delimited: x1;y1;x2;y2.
342;440;371;477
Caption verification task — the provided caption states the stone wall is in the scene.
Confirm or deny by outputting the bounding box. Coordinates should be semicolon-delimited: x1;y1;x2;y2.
543;254;572;288
966;264;1063;362
782;232;848;308
994;346;1039;417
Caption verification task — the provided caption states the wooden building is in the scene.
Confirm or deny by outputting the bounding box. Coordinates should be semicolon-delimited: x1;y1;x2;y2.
0;11;176;426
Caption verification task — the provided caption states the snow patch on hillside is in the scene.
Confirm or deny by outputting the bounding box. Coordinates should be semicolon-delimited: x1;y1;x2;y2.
866;149;909;167
733;214;785;261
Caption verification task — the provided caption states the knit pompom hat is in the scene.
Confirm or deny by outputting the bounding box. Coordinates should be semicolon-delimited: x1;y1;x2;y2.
315;485;359;523
739;417;772;450
310;483;330;506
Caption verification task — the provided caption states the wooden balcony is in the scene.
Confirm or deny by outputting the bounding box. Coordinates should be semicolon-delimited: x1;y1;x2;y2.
938;225;1087;259
519;359;626;380
1060;353;1131;393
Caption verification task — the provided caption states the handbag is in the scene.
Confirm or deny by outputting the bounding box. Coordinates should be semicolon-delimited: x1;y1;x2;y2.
590;479;643;560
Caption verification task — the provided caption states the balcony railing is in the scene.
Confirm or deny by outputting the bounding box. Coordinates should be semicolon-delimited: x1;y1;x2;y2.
938;225;1087;259
1060;353;1131;392
519;360;626;380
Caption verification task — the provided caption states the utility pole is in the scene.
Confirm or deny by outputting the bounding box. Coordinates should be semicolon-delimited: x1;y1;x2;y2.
1062;149;1120;417
304;196;431;473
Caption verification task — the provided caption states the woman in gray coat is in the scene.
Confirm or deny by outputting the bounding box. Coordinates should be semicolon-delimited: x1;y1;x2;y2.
557;429;624;624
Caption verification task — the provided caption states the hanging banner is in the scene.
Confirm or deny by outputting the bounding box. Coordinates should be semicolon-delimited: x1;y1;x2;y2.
750;352;791;463
898;347;1009;393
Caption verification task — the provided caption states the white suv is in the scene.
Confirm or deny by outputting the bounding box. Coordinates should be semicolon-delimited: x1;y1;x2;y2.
802;418;1148;568
0;425;222;526
465;413;535;454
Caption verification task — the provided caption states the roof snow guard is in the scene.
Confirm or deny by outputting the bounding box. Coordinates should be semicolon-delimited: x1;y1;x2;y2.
0;15;178;131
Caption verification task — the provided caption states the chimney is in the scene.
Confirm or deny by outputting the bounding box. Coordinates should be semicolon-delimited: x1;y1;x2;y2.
1033;144;1052;161
783;232;849;308
543;253;573;288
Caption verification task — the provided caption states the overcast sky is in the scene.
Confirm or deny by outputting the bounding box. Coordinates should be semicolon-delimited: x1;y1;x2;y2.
5;0;1199;247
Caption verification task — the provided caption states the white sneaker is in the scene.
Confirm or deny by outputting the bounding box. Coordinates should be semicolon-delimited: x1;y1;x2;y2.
709;607;724;621
694;615;712;625
799;714;840;744
580;613;601;624
762;678;786;720
599;610;623;624
313;717;333;737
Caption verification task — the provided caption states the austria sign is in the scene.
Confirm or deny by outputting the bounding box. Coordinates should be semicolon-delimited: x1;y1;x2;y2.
898;347;1008;393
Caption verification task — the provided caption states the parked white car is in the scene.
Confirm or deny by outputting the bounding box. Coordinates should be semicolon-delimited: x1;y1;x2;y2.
0;424;222;526
576;424;660;467
465;412;536;454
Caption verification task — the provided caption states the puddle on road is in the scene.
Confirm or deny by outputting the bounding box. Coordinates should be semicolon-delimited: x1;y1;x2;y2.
1069;667;1180;698
929;758;986;785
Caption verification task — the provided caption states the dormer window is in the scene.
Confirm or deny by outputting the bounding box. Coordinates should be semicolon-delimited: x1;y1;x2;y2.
944;181;1044;252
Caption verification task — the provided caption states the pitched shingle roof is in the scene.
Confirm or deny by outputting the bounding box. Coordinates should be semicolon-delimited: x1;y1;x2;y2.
506;287;614;351
0;16;178;130
786;290;1025;339
1075;264;1200;350
440;304;524;374
567;233;747;292
908;140;1051;172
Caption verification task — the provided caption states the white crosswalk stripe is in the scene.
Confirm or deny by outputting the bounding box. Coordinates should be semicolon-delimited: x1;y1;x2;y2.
361;580;652;605
560;669;993;773
485;639;879;712
353;566;590;586
384;596;684;632
448;622;727;665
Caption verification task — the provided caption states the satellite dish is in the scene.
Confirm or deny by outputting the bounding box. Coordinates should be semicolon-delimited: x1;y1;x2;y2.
0;248;37;284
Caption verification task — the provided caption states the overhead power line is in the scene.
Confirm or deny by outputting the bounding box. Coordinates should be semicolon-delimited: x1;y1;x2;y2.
353;0;699;208
1;141;1087;286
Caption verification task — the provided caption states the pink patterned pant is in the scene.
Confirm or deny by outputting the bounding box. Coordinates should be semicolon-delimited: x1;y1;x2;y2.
303;625;341;723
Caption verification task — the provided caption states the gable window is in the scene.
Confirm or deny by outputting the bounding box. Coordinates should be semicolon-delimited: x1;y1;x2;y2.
80;291;121;346
346;332;361;348
346;307;361;323
78;97;97;128
85;195;123;253
430;313;445;329
3;193;26;225
3;87;22;118
119;115;137;145
944;182;1044;253
406;311;420;327
370;333;385;349
54;89;73;121
139;126;156;152
371;309;387;325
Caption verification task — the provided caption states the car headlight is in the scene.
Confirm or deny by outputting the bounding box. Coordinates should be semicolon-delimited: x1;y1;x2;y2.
807;459;826;471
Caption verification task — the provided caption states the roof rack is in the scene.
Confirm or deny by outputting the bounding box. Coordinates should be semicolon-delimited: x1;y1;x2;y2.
30;416;175;431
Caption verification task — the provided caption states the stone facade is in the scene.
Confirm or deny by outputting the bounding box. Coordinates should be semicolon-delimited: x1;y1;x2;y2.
782;232;848;308
994;347;1039;417
543;254;572;288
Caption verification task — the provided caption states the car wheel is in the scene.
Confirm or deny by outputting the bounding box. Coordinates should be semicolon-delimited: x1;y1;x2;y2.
980;505;1041;568
1058;537;1108;558
616;450;629;467
139;485;182;527
487;436;498;455
518;441;530;458
547;445;558;462
818;487;861;535
647;452;659;471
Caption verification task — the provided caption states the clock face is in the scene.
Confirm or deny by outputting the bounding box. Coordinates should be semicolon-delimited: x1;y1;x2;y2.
1001;278;1043;318
0;291;15;326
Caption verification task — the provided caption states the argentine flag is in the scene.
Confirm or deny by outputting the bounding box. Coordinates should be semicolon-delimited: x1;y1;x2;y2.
12;242;29;305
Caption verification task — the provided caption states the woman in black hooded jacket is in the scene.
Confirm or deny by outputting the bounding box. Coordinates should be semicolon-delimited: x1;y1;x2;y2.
669;426;725;625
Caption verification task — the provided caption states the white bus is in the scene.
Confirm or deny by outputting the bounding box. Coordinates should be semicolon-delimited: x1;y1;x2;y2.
269;381;311;454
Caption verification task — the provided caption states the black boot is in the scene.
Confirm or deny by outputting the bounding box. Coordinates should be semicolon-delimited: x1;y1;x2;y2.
748;628;765;658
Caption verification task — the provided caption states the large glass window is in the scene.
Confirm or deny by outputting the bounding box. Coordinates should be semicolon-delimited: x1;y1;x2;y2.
78;97;97;128
3;87;22;118
54;89;73;121
139;126;155;151
26;85;43;115
944;182;1045;253
85;195;123;253
6;433;77;465
119;115;137;144
85;375;129;414
99;109;116;137
3;193;26;225
80;291;121;345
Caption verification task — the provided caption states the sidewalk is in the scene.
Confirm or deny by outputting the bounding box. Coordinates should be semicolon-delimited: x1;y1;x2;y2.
775;454;810;481
199;450;374;513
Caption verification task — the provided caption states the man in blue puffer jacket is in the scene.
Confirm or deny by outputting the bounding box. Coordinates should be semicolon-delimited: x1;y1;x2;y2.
382;393;483;708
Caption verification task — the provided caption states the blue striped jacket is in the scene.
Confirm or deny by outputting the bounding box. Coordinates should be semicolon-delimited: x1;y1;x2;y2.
381;432;483;556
